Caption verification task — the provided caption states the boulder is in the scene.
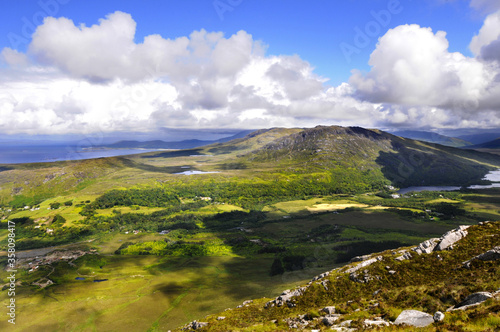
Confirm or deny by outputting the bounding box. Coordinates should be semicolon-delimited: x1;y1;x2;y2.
455;292;492;309
434;225;470;251
394;310;434;327
413;238;439;254
322;306;336;315
364;318;390;327
323;316;339;326
463;246;500;267
345;256;382;274
433;311;445;322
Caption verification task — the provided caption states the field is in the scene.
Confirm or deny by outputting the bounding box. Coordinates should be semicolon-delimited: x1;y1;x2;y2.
2;186;498;331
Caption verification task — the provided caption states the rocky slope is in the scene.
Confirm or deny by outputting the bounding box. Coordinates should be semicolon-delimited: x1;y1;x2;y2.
178;221;500;331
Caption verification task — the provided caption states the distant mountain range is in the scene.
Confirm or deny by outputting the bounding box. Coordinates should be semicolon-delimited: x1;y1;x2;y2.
466;137;500;149
389;130;471;147
100;130;252;150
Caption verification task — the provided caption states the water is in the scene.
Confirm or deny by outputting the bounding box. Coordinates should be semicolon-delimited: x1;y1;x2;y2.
398;169;500;194
398;186;461;194
174;170;219;175
0;145;166;164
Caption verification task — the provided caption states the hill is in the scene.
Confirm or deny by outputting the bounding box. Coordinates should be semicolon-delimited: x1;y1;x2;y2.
467;138;500;149
177;221;500;331
237;125;500;187
101;130;252;150
390;130;471;147
2;125;500;208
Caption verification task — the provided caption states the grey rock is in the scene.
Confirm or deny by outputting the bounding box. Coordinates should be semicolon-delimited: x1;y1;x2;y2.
435;225;470;251
388;270;396;275
217;316;226;321
394;310;434;327
463;246;500;267
350;254;372;262
456;292;492;308
345;256;382;274
322;306;336;315
433;311;444;322
265;286;307;308
323;316;339;326
364;318;390;327
395;251;412;261
413;238;439;254
189;321;208;330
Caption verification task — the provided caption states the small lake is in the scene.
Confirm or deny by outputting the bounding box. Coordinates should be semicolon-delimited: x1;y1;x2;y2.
174;170;220;175
398;170;500;194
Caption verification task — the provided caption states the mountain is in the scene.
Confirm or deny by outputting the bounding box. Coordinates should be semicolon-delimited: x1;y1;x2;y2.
457;132;500;145
101;130;253;150
466;137;500;149
231;125;500;187
177;221;500;331
390;130;471;147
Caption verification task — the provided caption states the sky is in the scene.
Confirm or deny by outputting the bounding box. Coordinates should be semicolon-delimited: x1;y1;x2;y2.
1;0;500;140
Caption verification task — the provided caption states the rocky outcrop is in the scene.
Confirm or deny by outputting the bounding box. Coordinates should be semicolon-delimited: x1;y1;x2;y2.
435;225;470;251
182;321;208;330
265;287;307;308
344;256;382;274
449;292;493;311
394;310;434;327
463;246;500;267
412;238;439;254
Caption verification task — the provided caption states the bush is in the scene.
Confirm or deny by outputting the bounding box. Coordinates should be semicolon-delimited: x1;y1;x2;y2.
50;202;61;209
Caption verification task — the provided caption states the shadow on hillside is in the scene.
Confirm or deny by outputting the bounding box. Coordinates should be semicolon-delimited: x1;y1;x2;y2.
119;158;198;174
376;147;490;187
0;166;13;173
140;148;205;159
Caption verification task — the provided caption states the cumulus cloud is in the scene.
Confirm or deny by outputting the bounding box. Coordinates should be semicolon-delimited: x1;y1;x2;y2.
3;11;363;135
350;24;495;109
3;10;500;136
470;0;500;13
349;20;500;130
470;10;500;63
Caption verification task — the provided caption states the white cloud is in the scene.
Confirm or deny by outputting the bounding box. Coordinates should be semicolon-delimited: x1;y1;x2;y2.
470;0;500;14
3;10;500;136
1;48;30;67
470;10;500;63
350;24;495;109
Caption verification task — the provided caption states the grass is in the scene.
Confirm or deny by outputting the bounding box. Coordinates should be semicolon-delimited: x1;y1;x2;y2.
0;255;320;331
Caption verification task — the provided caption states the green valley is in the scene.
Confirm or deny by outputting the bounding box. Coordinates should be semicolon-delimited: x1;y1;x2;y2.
0;126;499;331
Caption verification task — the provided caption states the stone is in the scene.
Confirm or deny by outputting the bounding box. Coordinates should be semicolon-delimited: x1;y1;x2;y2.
364;318;390;327
435;225;470;251
463;246;500;267
433;311;445;322
455;292;492;309
190;321;208;330
345;256;382;274
323;316;339;326
322;306;336;315
217;316;226;321
394;310;434;327
413;238;439;254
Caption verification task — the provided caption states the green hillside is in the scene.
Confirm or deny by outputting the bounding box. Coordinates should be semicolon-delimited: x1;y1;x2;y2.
175;221;500;331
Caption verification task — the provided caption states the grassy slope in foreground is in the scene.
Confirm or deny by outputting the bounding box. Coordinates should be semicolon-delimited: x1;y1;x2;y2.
178;221;500;331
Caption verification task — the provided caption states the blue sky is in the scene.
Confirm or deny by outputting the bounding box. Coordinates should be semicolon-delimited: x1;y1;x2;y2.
0;0;486;84
0;0;500;137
